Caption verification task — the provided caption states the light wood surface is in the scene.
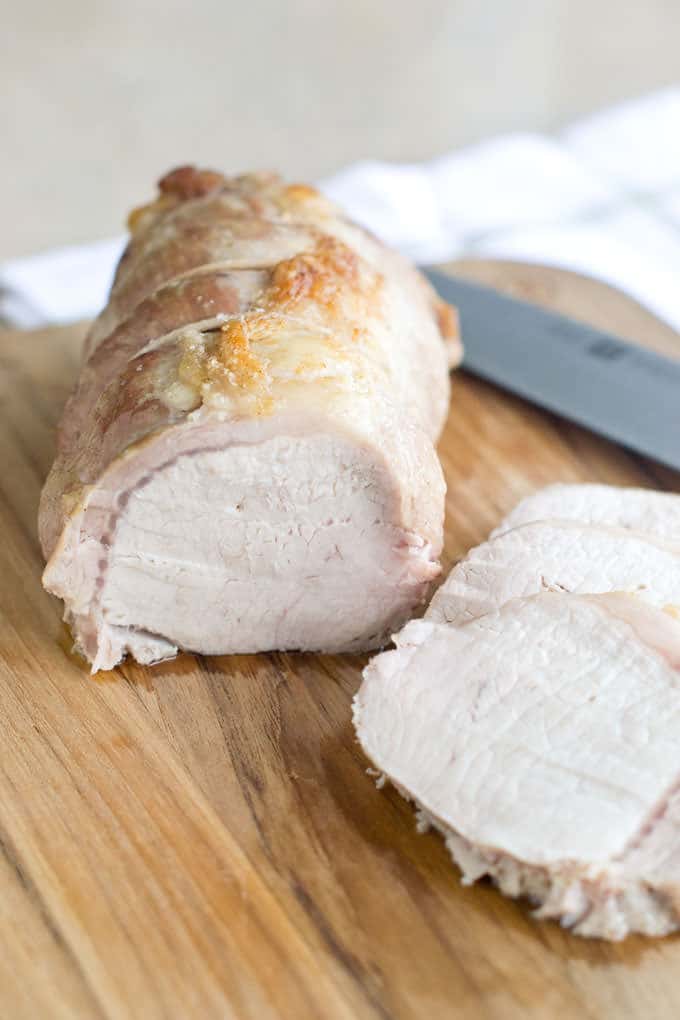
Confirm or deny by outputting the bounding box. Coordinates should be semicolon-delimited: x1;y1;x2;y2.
1;262;679;1019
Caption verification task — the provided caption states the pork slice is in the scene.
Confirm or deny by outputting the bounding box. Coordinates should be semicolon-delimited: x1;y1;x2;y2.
40;167;456;671
354;591;680;939
426;520;680;626
493;483;680;541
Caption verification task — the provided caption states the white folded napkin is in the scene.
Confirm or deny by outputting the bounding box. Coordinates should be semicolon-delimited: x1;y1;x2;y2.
3;88;680;332
0;237;126;329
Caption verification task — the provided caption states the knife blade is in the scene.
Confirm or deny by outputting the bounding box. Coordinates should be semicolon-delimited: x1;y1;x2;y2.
424;268;680;472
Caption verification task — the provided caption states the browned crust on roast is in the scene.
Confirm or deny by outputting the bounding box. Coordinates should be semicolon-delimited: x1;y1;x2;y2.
58;272;263;454
268;236;364;309
434;298;459;343
158;165;228;200
126;194;178;234
171;235;383;409
115;168;457;361
434;297;462;367
177;320;270;401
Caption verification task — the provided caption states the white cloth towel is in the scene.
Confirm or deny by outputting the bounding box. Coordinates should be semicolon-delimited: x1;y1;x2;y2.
2;88;680;331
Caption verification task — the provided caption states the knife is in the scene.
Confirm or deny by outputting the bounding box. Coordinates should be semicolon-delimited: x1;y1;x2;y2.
424;268;680;472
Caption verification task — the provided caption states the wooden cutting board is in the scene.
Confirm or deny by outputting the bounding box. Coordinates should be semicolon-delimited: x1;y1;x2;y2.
1;260;679;1020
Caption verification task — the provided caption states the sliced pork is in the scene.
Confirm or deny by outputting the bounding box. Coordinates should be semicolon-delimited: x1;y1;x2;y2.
40;167;460;671
355;592;680;940
493;483;680;540
426;520;680;626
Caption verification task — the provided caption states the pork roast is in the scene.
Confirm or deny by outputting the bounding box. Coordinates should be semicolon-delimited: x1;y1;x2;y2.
355;592;680;940
39;167;460;671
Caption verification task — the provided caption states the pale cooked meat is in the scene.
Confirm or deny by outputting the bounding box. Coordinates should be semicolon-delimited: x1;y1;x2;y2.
39;167;460;671
354;592;680;940
426;520;680;626
493;483;680;540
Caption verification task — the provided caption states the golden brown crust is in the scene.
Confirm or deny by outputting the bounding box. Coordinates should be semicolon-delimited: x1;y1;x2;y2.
158;165;227;200
126;166;231;236
269;237;362;307
434;297;463;367
279;183;320;204
168;236;384;415
126;194;177;234
216;322;269;390
177;321;270;409
434;298;459;344
117;168;457;364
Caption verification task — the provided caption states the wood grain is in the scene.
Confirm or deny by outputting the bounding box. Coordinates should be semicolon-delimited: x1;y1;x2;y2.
1;262;679;1019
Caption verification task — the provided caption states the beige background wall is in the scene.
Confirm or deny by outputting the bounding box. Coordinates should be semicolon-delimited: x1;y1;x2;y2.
1;0;679;260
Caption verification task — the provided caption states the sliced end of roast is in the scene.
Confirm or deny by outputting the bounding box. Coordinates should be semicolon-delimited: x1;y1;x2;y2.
43;421;441;671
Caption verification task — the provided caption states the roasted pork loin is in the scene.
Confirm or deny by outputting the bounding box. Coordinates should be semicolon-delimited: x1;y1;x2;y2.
40;167;459;670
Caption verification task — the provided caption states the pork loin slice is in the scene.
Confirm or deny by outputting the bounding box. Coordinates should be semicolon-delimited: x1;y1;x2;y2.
355;592;680;939
40;167;460;671
426;520;680;626
493;483;680;540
